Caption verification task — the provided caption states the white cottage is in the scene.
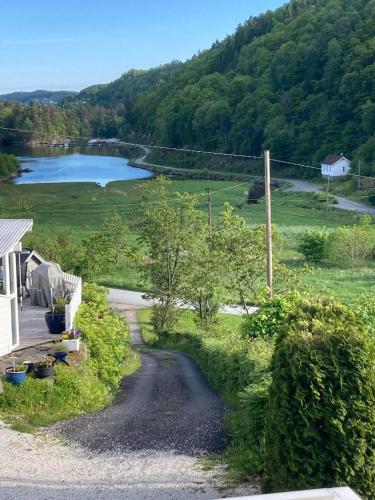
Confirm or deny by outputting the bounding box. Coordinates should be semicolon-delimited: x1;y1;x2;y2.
321;154;351;178
0;219;33;356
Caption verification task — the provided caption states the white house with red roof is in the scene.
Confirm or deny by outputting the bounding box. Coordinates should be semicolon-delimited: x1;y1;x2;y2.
321;154;351;178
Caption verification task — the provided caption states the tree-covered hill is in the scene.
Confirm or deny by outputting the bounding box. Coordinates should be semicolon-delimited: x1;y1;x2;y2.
1;0;374;177
0;90;77;104
72;0;375;173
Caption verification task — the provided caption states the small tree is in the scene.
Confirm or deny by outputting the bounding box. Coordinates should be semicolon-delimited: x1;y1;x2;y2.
101;214;130;265
138;176;204;331
265;297;375;496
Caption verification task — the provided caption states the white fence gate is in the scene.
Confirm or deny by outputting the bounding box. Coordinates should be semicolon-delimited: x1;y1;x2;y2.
63;272;82;331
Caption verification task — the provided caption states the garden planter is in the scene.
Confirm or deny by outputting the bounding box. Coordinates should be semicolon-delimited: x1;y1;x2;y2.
61;338;80;352
53;352;69;366
22;361;36;374
45;312;65;335
35;366;54;379
5;368;27;385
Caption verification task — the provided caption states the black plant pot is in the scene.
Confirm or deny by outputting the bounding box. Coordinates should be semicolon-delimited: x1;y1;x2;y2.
35;366;54;379
45;312;65;335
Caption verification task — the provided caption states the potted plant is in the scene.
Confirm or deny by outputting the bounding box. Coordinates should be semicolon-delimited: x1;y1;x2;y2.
35;356;54;379
22;361;36;374
61;329;81;352
45;296;68;335
5;360;27;385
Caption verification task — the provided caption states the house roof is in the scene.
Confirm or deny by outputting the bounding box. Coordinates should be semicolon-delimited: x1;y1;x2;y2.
322;154;350;165
0;219;33;257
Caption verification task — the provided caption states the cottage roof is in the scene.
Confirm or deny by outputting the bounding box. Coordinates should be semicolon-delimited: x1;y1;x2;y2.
0;219;33;257
322;154;350;165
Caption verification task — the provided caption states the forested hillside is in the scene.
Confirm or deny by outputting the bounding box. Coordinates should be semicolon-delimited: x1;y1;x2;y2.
0;90;76;104
1;0;374;175
75;0;375;172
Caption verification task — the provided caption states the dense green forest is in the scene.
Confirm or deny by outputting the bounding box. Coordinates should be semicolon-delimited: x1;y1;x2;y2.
1;0;375;177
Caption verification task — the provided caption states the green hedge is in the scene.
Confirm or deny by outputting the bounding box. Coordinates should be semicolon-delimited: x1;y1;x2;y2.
265;297;375;497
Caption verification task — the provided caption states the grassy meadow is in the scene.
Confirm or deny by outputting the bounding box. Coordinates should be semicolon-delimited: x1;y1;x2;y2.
0;178;373;302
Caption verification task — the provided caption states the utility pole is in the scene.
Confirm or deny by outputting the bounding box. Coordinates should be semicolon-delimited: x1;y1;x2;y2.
264;150;273;299
207;187;212;233
358;160;361;191
326;174;331;212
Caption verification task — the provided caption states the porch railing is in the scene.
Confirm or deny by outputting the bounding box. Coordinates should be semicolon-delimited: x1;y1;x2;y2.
62;272;82;331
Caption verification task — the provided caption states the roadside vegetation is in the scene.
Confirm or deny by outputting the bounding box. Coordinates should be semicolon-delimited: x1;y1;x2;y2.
134;176;375;496
0;284;139;432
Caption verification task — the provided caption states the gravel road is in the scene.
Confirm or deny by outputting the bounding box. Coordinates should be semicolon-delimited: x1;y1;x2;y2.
56;310;228;456
285;179;375;215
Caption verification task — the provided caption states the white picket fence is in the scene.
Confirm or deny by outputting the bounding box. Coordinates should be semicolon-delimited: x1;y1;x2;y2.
62;272;82;331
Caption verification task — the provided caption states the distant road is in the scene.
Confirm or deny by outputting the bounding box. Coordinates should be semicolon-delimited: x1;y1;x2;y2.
108;288;255;316
285;179;375;215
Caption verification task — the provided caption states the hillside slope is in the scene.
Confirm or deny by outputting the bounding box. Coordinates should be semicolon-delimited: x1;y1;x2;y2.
75;0;375;173
0;90;77;104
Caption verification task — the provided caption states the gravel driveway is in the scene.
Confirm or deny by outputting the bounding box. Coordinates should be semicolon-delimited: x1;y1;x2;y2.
0;307;259;499
56;310;228;456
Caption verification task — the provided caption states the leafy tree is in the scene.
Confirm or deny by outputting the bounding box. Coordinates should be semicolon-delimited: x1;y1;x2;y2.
101;214;130;265
265;297;375;496
138;176;204;330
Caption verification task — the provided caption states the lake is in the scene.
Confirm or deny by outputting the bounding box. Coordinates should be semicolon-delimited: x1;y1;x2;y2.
8;146;152;187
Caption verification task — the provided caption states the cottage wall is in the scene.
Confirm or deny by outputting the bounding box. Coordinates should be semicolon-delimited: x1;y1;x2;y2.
0;296;13;357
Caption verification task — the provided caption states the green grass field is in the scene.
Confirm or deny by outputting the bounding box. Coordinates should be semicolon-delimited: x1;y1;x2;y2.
0;178;373;302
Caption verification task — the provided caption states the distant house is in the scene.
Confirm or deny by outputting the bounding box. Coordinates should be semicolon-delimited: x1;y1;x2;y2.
321;154;351;178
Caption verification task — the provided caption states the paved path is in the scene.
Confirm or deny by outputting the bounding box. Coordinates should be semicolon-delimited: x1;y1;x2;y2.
285;179;375;215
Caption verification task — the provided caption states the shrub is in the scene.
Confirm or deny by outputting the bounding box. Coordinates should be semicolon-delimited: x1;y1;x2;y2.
265;297;375;496
298;229;329;262
75;283;130;389
312;191;337;205
241;294;299;340
327;215;375;268
353;293;375;341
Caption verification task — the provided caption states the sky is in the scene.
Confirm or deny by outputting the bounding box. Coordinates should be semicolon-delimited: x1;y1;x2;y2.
0;0;285;94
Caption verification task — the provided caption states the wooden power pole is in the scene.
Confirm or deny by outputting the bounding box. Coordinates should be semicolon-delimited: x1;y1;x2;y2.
207;187;212;233
264;150;273;299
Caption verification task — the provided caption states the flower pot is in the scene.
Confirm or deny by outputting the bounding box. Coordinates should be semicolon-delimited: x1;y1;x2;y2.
45;312;65;335
22;361;36;374
5;368;27;385
35;366;54;379
61;338;80;352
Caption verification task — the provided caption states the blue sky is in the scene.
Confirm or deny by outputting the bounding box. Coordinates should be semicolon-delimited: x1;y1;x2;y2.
0;0;285;94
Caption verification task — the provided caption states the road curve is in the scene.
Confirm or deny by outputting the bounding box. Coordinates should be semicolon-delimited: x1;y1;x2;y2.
57;309;228;456
284;179;375;215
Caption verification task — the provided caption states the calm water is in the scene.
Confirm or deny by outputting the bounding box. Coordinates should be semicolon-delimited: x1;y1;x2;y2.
9;146;152;187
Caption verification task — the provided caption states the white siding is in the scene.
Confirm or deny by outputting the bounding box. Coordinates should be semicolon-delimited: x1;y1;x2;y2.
321;159;351;177
0;296;13;356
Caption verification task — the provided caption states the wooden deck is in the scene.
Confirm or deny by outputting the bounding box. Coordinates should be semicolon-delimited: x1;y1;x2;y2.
16;298;54;350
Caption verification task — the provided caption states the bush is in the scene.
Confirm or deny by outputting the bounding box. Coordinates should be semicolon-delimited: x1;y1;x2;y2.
353;293;375;341
327;215;375;268
75;283;131;389
265;297;375;496
298;229;329;262
312;191;337;205
240;294;299;340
